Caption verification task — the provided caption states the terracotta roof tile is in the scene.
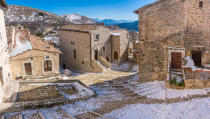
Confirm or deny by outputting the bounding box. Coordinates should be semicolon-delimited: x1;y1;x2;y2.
29;35;61;53
60;24;102;32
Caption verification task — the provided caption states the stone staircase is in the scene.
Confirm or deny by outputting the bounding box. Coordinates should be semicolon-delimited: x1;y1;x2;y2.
96;57;111;72
169;69;185;81
1;104;113;119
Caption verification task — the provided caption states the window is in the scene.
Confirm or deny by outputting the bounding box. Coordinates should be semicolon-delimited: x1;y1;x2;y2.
199;1;203;8
0;67;3;85
44;60;52;72
24;63;32;75
74;49;77;59
192;51;202;67
96;34;100;40
103;46;105;52
82;61;84;64
63;64;66;69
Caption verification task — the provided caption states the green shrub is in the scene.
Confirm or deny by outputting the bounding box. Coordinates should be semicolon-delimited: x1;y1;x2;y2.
36;32;44;38
37;12;45;16
170;77;185;87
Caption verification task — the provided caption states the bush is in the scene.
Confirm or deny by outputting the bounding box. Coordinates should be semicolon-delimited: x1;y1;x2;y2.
36;32;44;38
37;12;45;16
170;77;185;87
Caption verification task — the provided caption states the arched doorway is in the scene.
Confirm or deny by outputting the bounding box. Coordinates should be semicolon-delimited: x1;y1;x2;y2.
114;51;119;60
94;50;99;60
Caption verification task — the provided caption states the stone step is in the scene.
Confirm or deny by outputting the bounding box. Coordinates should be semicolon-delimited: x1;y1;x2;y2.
22;111;44;119
5;113;23;119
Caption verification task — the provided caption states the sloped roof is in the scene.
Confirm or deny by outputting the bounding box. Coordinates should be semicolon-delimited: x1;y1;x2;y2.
60;24;102;33
29;35;61;53
134;0;165;14
10;35;61;57
0;0;7;8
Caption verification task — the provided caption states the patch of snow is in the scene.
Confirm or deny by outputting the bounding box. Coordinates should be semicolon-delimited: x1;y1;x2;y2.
105;98;210;119
59;82;94;100
131;65;139;72
125;77;210;99
110;33;121;36
112;62;130;71
62;14;82;21
185;56;197;71
9;41;33;57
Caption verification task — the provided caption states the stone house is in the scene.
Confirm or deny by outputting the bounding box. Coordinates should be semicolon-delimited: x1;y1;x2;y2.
0;0;18;103
134;0;210;85
110;28;129;63
8;28;61;80
59;24;129;72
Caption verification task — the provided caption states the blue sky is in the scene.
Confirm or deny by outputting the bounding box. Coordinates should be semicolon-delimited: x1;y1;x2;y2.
6;0;157;20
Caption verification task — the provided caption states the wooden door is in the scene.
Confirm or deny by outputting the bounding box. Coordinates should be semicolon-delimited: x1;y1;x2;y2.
94;50;98;60
171;52;182;69
192;51;202;67
114;51;119;60
24;63;32;75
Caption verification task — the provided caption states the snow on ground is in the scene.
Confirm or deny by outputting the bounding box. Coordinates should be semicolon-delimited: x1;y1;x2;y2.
125;75;210;99
60;82;94;100
105;98;210;119
112;62;131;71
131;65;139;72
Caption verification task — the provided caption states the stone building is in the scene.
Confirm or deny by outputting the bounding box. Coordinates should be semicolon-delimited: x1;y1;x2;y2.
59;24;129;72
110;28;129;63
8;28;61;80
0;0;18;103
134;0;210;82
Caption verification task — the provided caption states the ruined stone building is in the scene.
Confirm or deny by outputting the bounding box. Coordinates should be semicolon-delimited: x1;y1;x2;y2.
59;24;129;72
0;0;17;103
7;27;61;80
135;0;210;82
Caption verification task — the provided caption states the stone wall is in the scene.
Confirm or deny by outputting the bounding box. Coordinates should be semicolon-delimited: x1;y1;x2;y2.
59;31;94;72
185;79;210;89
136;0;187;81
9;50;60;80
0;9;14;103
136;0;210;81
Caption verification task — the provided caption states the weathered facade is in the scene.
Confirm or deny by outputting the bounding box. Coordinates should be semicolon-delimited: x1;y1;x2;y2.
8;30;61;80
135;0;210;82
0;0;17;103
59;24;129;72
110;29;129;63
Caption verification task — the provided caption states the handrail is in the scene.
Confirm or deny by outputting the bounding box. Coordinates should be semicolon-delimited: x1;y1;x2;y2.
99;56;111;68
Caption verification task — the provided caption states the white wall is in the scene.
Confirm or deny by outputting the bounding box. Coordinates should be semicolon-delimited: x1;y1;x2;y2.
0;9;12;103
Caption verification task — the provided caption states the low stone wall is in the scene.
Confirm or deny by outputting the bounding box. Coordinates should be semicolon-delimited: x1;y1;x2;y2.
185;79;210;89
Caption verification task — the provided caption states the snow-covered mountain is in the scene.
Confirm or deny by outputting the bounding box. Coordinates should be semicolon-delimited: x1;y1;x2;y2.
93;18;136;25
62;14;97;24
5;5;71;34
4;5;97;34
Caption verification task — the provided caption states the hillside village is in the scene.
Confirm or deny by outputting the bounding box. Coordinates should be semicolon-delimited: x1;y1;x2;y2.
0;0;210;119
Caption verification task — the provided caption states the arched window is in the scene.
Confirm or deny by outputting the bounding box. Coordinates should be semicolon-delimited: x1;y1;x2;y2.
44;60;52;72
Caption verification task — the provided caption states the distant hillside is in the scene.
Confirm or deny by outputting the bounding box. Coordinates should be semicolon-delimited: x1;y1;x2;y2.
5;5;97;34
117;21;138;31
93;18;135;26
5;5;71;34
62;14;97;24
